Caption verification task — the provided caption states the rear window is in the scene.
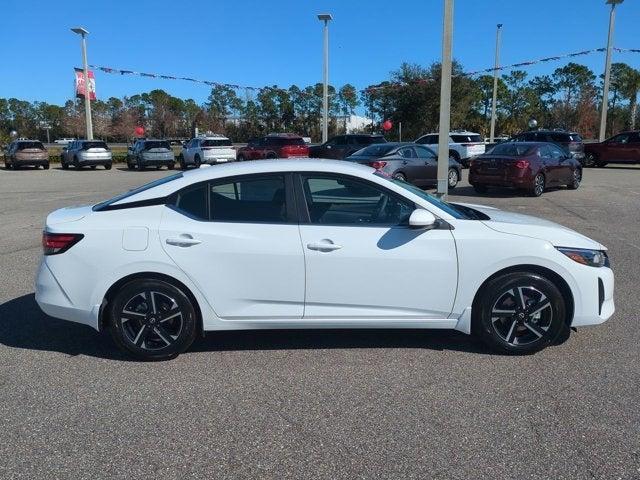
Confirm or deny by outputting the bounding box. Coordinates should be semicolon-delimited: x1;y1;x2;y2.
451;134;482;143
490;143;533;156
93;173;183;211
144;141;170;150
266;137;305;146
353;136;386;145
351;144;396;157
202;139;232;147
17;141;44;150
568;134;582;142
549;132;570;143
82;141;108;150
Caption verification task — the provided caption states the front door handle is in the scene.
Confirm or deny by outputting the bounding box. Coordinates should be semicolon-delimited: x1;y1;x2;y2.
166;234;201;247
307;240;342;252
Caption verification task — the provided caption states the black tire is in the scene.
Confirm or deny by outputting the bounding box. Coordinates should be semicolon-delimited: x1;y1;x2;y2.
90;165;97;169
266;152;277;159
531;173;545;197
473;272;566;354
193;155;201;168
167;162;175;170
178;154;187;170
473;183;488;194
43;163;50;170
104;163;112;170
567;168;581;190
137;159;145;171
73;156;80;169
392;172;406;181
107;278;198;361
5;161;12;170
584;152;597;168
61;160;69;169
237;155;246;162
447;168;459;188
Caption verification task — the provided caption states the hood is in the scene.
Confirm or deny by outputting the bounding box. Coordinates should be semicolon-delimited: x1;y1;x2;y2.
46;205;93;226
455;202;604;250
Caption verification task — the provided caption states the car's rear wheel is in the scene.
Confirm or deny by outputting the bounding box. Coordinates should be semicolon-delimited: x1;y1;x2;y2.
472;183;488;194
178;154;187;170
4;161;12;170
392;172;406;181
447;168;459;188
167;162;175;170
531;173;545;197
108;278;198;361
567;168;581;189
473;272;566;354
90;165;96;169
194;155;201;168
43;163;50;170
104;163;112;170
237;155;246;162
266;153;277;159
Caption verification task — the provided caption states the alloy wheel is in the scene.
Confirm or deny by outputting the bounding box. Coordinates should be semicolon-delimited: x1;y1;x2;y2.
119;291;184;351
491;286;553;346
584;153;596;168
533;174;545;196
448;168;458;187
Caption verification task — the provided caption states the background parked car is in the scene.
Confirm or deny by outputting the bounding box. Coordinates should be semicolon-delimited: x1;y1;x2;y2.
54;138;75;145
4;139;49;169
415;130;485;167
178;135;236;169
347;142;462;188
236;133;309;160
583;130;640;167
469;141;582;197
511;129;585;164
61;140;112;170
126;139;175;170
309;134;386;159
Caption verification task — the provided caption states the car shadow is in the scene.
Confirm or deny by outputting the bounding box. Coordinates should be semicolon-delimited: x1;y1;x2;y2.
0;293;497;361
449;185;568;199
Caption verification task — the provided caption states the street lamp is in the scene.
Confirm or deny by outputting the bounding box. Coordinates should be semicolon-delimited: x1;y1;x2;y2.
599;0;623;142
317;13;333;143
71;26;94;140
489;24;503;143
436;0;454;198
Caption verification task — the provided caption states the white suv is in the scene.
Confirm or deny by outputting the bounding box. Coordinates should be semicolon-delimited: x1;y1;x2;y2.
415;131;485;167
178;135;236;169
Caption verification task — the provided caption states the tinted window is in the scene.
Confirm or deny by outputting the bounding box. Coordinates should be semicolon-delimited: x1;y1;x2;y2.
415;146;436;158
93;173;184;211
629;133;640;143
176;184;208;220
549;132;569;143
143;141;170;150
303;175;413;226
398;147;416;158
16;141;44;150
451;134;482;143
610;133;631;144
82;141;108;150
202;139;232;147
266;137;304;146
491;143;533;156
549;144;565;159
210;176;287;223
351;144;396;157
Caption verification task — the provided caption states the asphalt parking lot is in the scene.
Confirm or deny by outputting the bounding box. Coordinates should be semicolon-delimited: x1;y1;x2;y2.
1;164;639;479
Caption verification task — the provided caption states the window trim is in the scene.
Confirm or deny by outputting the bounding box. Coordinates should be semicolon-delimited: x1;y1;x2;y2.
293;172;417;228
169;172;297;225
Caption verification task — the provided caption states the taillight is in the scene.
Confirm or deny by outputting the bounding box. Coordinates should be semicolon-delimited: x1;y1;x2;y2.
369;161;387;170
514;160;530;169
42;232;84;255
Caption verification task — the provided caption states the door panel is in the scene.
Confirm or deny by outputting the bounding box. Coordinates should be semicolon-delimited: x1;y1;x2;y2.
298;174;458;319
159;176;305;319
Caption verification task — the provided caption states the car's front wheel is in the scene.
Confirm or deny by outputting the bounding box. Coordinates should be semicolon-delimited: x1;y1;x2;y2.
531;173;545;197
392;172;406;181
448;168;459;188
473;272;567;354
567;168;581;189
108;278;198;360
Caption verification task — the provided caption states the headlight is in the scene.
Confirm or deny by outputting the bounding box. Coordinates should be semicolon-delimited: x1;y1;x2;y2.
556;247;609;268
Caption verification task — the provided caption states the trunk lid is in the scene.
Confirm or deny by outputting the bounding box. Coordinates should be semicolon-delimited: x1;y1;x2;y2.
45;205;93;226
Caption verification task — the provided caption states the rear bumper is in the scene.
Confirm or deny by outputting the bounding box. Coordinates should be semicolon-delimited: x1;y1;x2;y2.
11;157;49;166
139;157;175;166
77;154;112;165
202;155;236;164
469;171;532;188
35;259;99;330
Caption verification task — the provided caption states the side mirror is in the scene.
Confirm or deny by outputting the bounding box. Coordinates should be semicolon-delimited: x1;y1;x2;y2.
409;209;437;229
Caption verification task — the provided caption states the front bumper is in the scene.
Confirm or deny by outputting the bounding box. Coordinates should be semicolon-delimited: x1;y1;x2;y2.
571;266;614;327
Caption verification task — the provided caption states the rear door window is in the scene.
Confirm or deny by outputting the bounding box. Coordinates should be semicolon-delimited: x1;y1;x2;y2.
209;175;287;223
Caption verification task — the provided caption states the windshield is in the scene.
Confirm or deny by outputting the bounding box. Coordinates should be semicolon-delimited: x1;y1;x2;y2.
351;144;396;157
374;172;470;219
144;141;170;150
93;173;183;211
490;143;533;156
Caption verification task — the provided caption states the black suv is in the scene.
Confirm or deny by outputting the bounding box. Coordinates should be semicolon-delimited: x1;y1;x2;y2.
309;134;387;160
511;130;585;164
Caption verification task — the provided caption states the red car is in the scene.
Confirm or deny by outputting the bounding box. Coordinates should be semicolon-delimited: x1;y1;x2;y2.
583;131;640;167
469;142;582;197
237;134;309;160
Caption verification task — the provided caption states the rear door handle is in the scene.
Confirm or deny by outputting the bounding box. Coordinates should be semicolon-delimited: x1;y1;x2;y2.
307;241;342;252
166;234;201;247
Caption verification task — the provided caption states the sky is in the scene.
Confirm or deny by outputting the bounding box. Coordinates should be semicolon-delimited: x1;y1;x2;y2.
1;0;639;106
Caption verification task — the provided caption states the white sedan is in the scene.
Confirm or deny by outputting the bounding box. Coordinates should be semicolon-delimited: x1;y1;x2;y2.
35;159;614;360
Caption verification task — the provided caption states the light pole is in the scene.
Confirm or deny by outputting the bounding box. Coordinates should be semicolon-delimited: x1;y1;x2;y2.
317;13;332;143
71;27;93;140
599;0;623;142
436;0;454;198
489;24;503;143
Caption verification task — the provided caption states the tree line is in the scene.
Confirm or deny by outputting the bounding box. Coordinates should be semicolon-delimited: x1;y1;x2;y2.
1;60;638;144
